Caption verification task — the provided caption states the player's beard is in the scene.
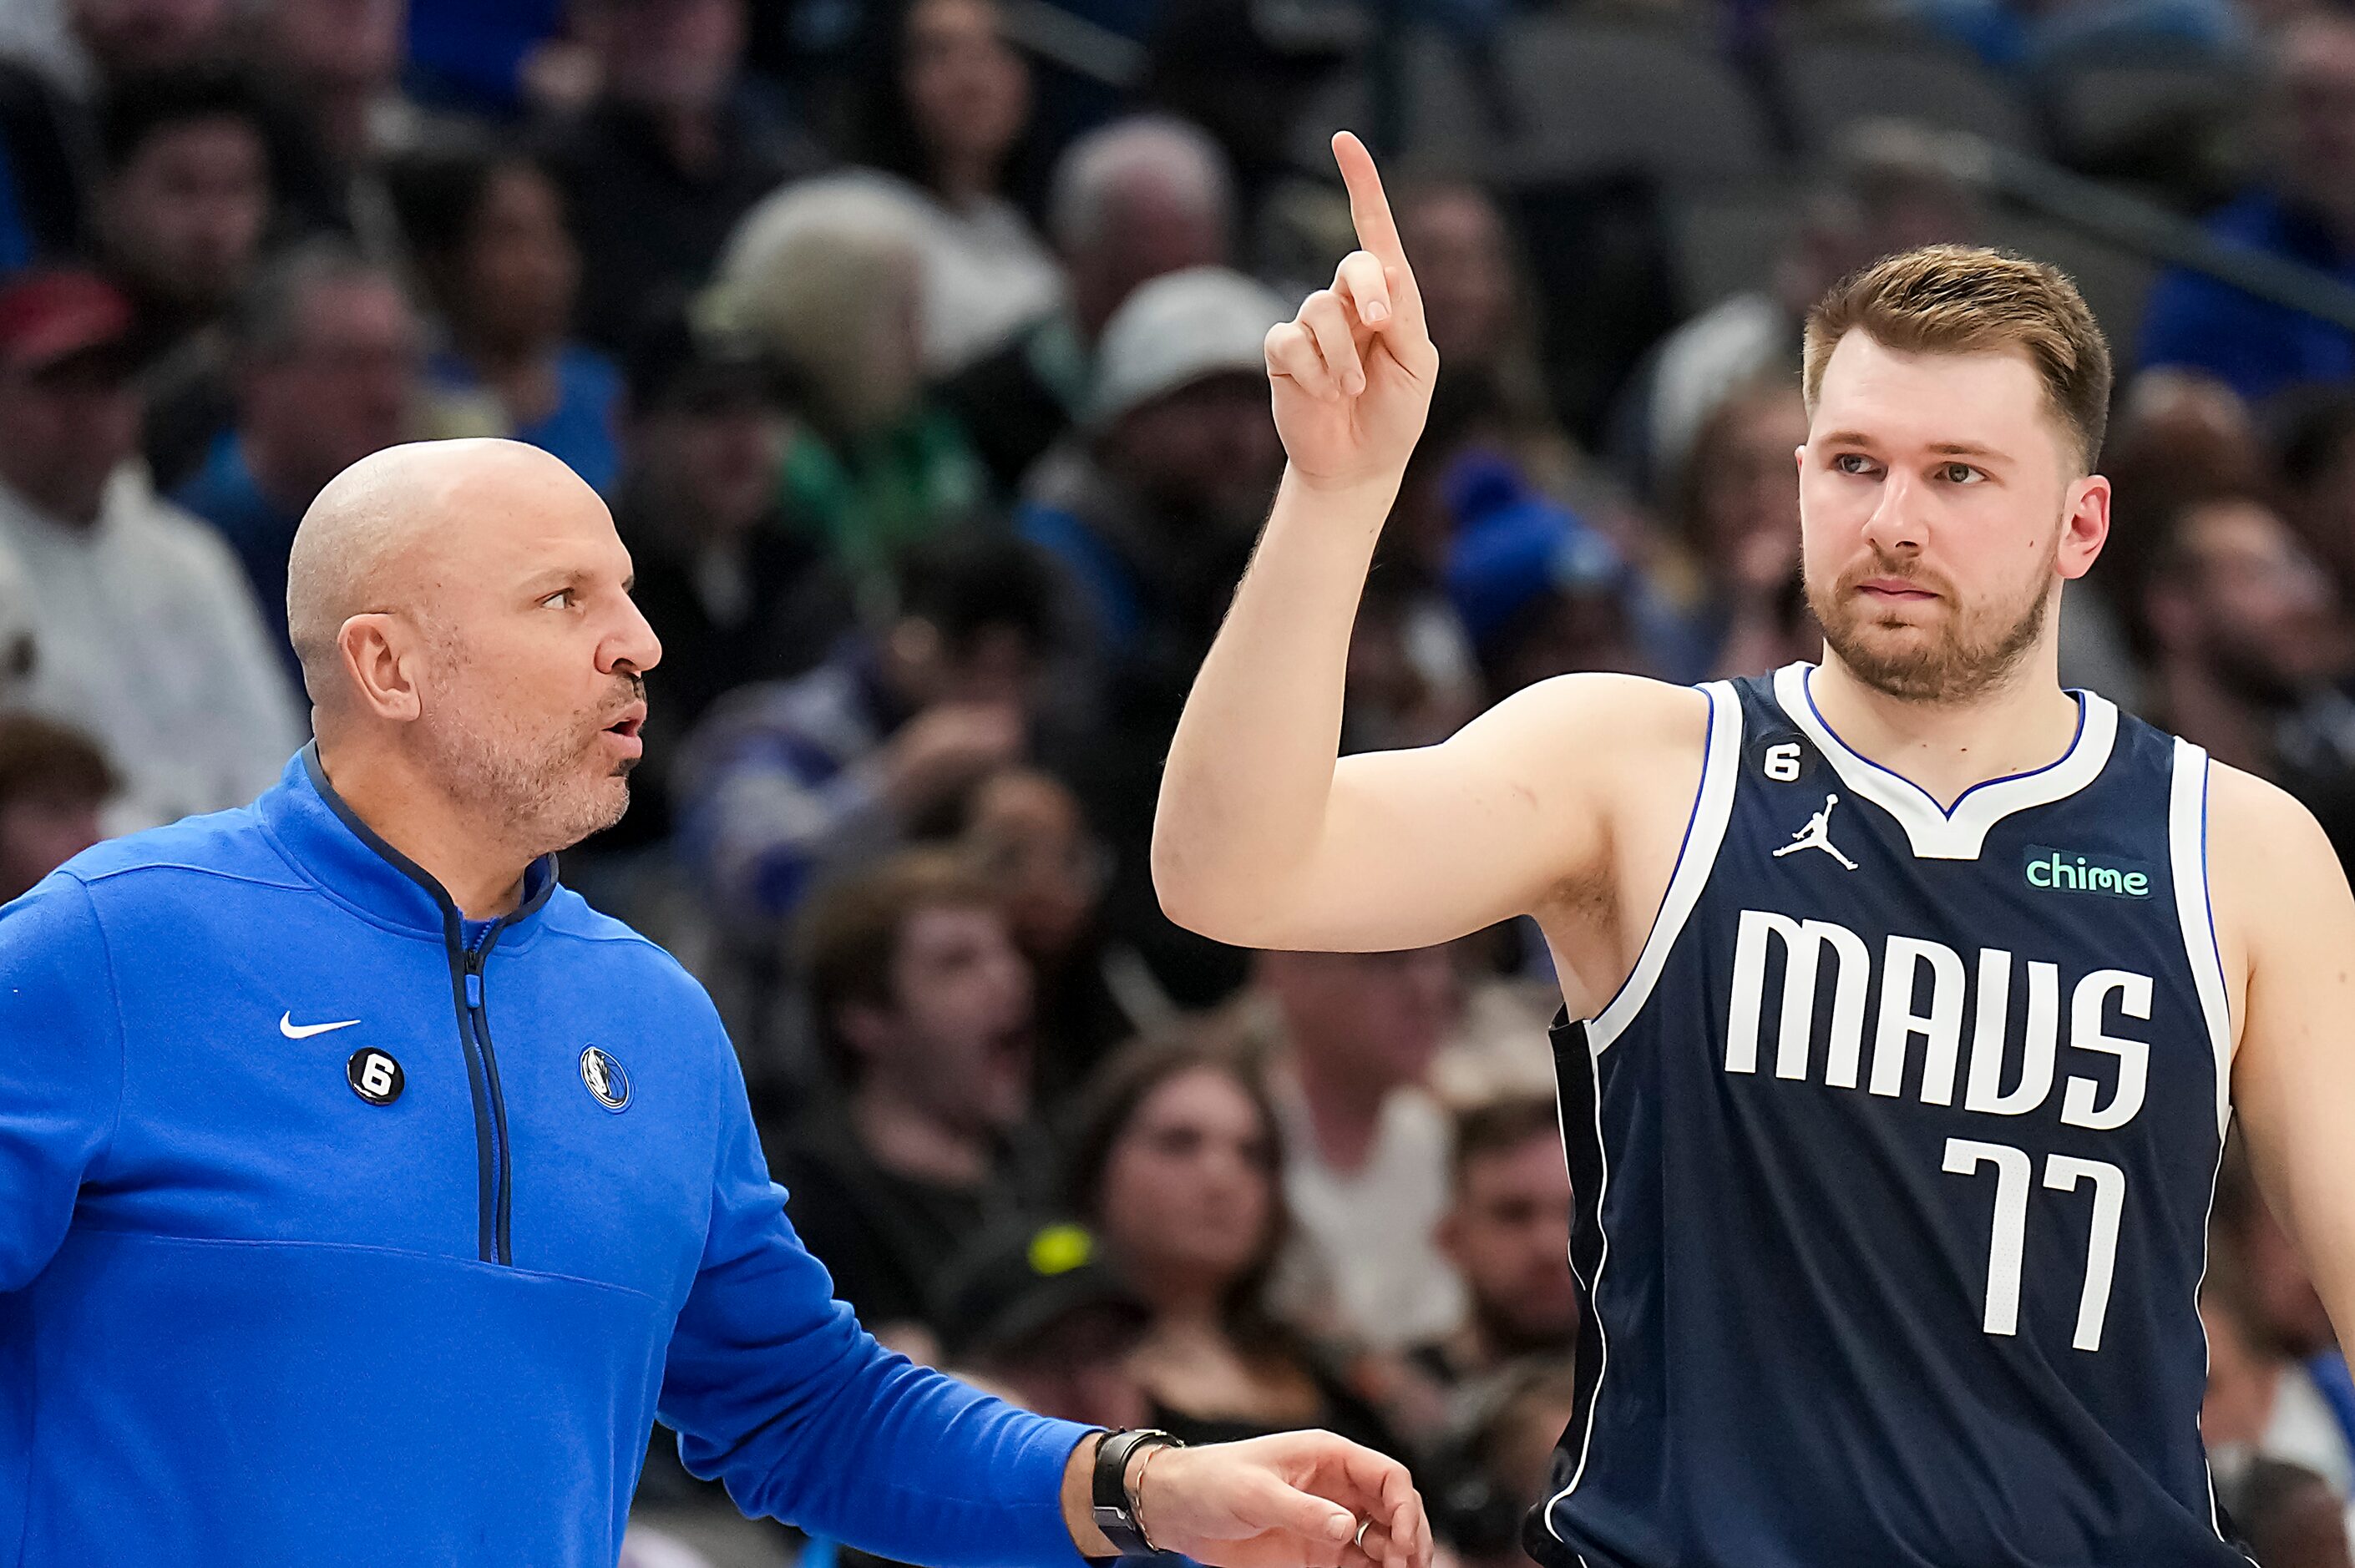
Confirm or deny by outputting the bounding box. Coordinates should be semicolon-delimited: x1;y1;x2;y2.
1807;547;2053;705
421;661;640;857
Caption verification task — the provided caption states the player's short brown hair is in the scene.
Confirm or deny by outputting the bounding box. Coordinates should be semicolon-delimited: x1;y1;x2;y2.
1801;245;2114;473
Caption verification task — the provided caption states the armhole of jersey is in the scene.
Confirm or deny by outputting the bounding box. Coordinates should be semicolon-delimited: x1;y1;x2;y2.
2172;737;2248;1556
1588;680;1743;1052
2167;736;2232;1140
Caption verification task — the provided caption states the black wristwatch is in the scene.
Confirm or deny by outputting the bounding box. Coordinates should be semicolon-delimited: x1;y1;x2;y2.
1091;1427;1183;1556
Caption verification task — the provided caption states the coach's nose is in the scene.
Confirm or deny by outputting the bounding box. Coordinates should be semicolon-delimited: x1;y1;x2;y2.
604;592;662;677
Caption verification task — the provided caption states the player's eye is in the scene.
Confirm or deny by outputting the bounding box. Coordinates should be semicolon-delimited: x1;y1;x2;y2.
540;589;577;609
1832;453;1878;476
1938;463;1986;484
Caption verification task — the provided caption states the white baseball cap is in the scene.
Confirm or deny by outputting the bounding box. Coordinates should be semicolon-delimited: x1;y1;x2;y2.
1086;266;1289;428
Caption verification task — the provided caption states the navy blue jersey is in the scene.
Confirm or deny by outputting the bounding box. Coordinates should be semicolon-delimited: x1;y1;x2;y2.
1535;664;2244;1568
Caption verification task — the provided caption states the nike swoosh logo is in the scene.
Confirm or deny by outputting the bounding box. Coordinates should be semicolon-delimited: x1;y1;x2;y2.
281;1013;360;1039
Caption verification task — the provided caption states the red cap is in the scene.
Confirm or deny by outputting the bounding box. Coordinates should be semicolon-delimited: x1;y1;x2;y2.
0;271;134;376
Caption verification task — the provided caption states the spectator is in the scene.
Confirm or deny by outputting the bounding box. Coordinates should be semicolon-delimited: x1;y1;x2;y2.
955;766;1171;1105
841;0;1061;376
1342;574;1482;756
1427;1363;1583;1568
2282;389;2355;602
775;848;1046;1360
251;0;407;167
1066;1033;1406;1456
2224;1459;2355;1568
68;0;236;86
2203;1282;2348;1518
943;114;1234;493
1649;380;1815;683
714;181;991;609
392;144;623;493
609;306;843;842
2083;368;2271;706
1410;1097;1576;1415
676;528;1054;934
1443;465;1648;698
0;270;302;829
1019;265;1285;680
246;0;414;254
1016;265;1285;1013
934;1218;1154;1429
172;242;419;685
539;0;823;356
1242;945;1469;1354
0;712;117;902
1395;182;1580;498
1622;123;1978;498
2207;1142;2355;1496
2138;493;2355;784
2141;13;2355;403
1342;373;1497;756
92;68;273;372
0;0;238;273
1426;928;1566;1106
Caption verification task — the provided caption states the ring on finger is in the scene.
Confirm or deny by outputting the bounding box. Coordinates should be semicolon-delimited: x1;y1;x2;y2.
1354;1518;1373;1550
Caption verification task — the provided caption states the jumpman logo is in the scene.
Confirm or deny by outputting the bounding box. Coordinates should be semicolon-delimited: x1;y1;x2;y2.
1772;793;1858;871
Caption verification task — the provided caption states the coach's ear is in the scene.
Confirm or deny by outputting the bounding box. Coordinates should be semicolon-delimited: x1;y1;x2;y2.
2057;473;2111;581
337;612;426;724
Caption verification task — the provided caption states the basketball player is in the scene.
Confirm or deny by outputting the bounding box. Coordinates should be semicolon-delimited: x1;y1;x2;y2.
1153;131;2355;1565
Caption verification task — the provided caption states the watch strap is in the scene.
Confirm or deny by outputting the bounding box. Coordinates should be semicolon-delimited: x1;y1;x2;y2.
1091;1428;1181;1556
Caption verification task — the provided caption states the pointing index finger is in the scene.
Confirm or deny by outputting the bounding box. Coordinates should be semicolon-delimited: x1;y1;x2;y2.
1332;131;1404;266
1331;131;1425;339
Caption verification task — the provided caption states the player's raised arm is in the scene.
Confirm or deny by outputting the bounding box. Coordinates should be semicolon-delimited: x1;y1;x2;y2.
1153;134;1687;953
2211;765;2355;1343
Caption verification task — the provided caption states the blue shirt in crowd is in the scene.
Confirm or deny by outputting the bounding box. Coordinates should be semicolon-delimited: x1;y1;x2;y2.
405;0;565;114
2140;188;2355;403
428;344;625;495
0;746;1093;1565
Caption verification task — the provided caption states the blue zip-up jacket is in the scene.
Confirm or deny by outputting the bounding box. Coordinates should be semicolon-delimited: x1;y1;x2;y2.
0;746;1094;1565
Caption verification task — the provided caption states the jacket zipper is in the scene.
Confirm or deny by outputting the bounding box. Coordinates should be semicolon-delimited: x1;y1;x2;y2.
448;922;516;1266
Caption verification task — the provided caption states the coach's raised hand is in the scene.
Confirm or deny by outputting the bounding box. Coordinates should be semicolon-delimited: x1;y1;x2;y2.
1263;133;1439;491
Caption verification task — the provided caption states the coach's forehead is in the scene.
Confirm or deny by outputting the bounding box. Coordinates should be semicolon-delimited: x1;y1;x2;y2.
1809;330;2061;462
323;441;609;577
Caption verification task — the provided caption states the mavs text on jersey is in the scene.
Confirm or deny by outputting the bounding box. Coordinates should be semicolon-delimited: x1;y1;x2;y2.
1536;663;2248;1568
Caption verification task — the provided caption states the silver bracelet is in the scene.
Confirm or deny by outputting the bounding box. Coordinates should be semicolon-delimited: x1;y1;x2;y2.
1132;1439;1173;1554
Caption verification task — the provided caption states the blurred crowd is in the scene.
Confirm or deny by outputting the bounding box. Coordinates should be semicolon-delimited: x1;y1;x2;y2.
3;0;2355;1561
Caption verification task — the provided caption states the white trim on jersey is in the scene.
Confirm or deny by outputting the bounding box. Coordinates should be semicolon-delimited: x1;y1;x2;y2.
2166;737;2232;1138
1543;680;1740;1555
1588;680;1743;1052
2173;738;2243;1555
1543;1034;1605;1560
1772;663;2121;862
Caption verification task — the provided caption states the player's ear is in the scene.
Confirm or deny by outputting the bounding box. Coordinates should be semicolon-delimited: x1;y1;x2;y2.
2056;473;2110;582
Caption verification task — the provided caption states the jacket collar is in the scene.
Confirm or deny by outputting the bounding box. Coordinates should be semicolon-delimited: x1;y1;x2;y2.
257;742;558;941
